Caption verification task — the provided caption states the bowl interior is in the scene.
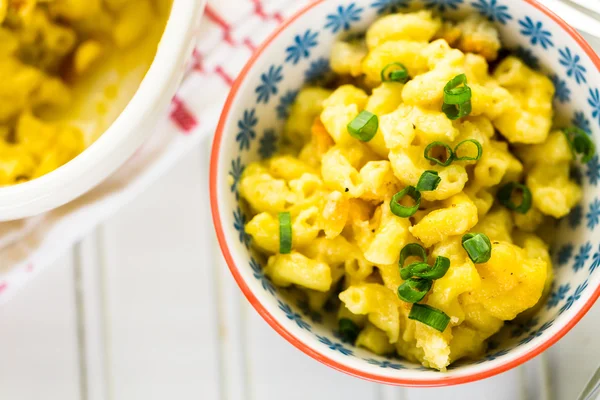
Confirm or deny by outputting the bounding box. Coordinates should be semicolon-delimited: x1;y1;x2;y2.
213;0;600;385
60;0;173;147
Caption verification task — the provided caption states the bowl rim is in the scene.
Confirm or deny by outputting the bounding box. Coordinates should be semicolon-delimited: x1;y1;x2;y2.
0;0;206;221
210;0;600;387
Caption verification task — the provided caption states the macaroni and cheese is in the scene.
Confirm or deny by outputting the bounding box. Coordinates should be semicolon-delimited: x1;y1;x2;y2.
0;0;158;185
239;10;586;370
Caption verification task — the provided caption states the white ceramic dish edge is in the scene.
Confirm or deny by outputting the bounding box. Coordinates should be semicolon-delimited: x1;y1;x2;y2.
0;0;206;221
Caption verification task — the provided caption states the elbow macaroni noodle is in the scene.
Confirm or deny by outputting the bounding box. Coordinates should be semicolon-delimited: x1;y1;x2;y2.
240;10;581;370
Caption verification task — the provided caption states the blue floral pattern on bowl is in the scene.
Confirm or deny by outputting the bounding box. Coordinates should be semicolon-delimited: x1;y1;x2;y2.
586;156;600;185
285;30;319;65
255;65;284;104
325;4;365;33
214;0;600;382
424;0;464;12
305;57;332;83
371;0;411;14
560;47;588;84
519;16;553;49
472;0;512;24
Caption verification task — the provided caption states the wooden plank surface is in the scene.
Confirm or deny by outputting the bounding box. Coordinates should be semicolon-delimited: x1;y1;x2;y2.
241;283;382;400
0;253;81;400
76;234;110;400
547;304;600;400
99;143;220;400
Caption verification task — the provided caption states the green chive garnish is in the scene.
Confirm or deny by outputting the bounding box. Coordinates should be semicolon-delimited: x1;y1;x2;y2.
408;304;451;332
399;243;427;269
443;101;472;120
444;74;471;104
347;110;379;142
400;262;429;281
497;182;532;214
461;233;492;264
442;73;472;120
390;186;421;218
409;256;451;280
397;278;433;303
563;126;595;163
401;257;450;280
381;62;409;83
279;212;292;254
424;142;454;166
454;139;483;161
416;170;441;191
338;318;360;343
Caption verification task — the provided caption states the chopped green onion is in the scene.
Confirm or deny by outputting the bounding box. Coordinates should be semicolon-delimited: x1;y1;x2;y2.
443;74;471;104
461;233;492;264
338;318;360;343
400;261;429;280
424;142;454;166
444;87;471;104
442;100;472;120
410;256;451;280
381;62;409;83
416;170;441;191
454;139;483;161
442;74;472;120
399;243;427;269
497;182;532;214
401;258;449;280
390;186;421;218
397;278;433;303
408;304;451;332
279;212;292;254
347;111;379;142
563;126;596;163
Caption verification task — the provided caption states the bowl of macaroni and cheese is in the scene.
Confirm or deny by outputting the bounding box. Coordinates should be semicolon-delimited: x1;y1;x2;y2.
0;0;205;220
210;0;600;386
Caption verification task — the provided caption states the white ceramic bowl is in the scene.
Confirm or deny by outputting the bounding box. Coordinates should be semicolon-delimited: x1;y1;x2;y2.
0;0;206;221
211;0;600;386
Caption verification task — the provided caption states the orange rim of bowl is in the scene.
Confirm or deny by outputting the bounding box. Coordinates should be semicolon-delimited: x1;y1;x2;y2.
210;0;600;387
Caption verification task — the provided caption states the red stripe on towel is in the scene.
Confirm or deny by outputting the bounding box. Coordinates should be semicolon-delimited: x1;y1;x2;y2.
215;66;235;86
171;97;198;132
205;5;235;45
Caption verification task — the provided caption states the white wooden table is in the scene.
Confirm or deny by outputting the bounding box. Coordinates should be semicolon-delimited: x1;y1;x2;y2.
3;31;600;400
